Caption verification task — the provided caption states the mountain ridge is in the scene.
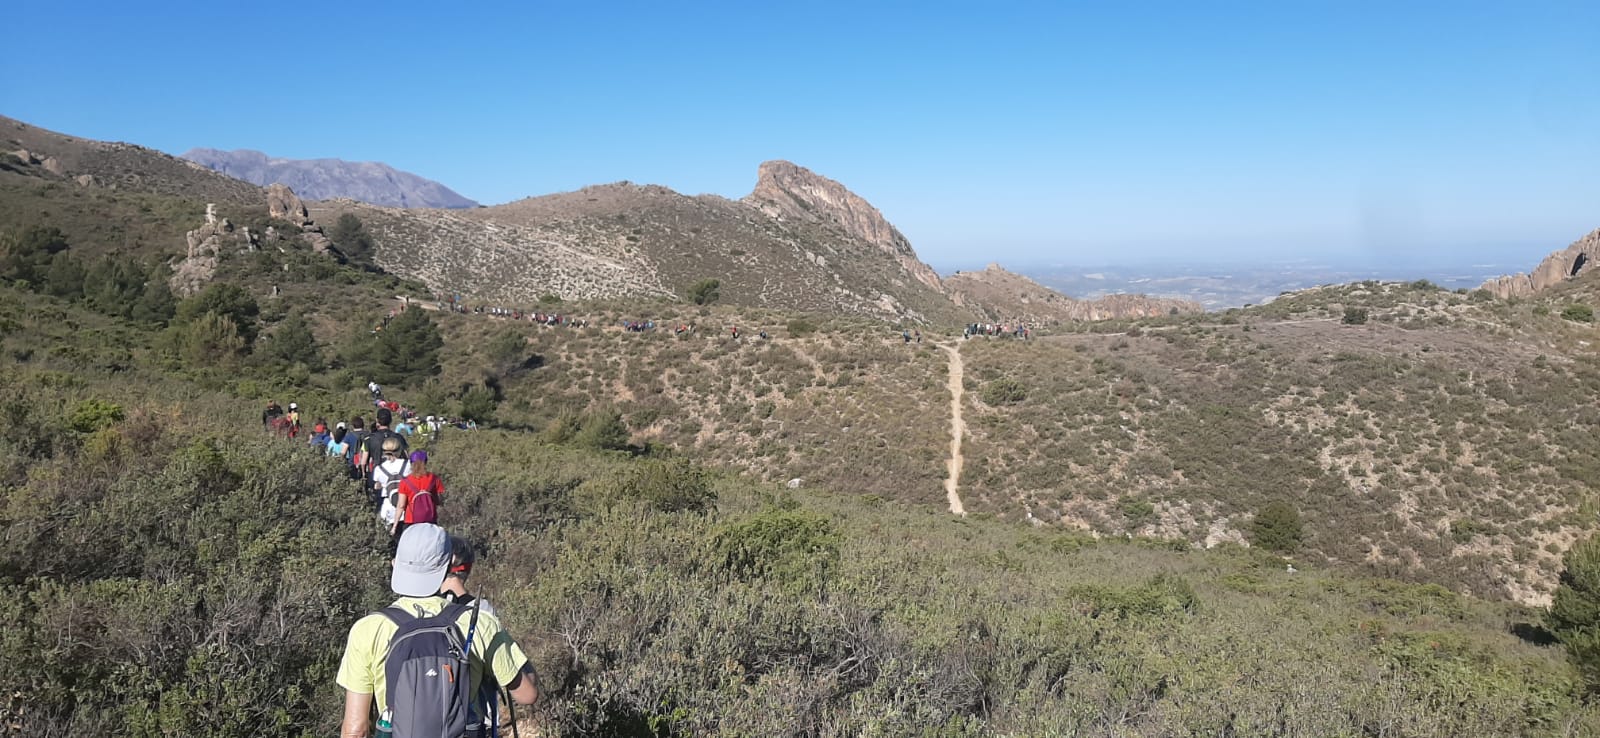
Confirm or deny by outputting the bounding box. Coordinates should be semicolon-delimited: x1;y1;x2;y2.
946;263;1204;322
181;147;479;209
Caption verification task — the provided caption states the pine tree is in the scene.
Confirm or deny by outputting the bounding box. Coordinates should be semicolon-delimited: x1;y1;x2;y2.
366;308;443;386
130;265;176;326
1550;534;1600;692
260;313;322;370
175;283;260;345
43;252;86;300
328;213;376;267
178;310;247;367
0;226;69;285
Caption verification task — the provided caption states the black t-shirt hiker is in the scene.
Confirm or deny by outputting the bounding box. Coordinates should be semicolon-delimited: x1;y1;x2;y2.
363;408;408;499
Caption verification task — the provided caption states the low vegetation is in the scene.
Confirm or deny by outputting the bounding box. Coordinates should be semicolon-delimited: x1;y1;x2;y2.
2;141;1599;734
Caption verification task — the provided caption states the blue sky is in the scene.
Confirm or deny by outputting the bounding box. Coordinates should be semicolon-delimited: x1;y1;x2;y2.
3;1;1597;270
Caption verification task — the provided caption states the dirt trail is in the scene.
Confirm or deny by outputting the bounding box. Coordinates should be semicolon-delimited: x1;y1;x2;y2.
940;343;967;515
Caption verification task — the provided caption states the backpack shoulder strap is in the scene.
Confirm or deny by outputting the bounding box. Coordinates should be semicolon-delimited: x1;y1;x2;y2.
378;606;415;628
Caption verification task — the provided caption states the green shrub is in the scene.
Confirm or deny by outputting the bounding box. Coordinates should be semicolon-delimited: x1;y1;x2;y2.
1342;307;1369;325
1120;498;1156;527
786;317;817;337
616;456;714;512
1450;518;1486;544
712;507;839;591
573;407;630;451
1067;574;1199;619
981;378;1027;405
1562;304;1594;323
1251;501;1304;553
66;398;123;434
684;278;721;306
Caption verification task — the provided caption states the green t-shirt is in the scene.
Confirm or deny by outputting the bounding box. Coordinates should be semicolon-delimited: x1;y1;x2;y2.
336;595;528;713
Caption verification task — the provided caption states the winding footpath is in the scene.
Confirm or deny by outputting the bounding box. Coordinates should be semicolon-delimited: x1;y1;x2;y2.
940;343;968;515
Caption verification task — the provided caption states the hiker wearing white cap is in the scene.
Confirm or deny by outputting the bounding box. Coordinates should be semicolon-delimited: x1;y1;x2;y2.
337;524;538;738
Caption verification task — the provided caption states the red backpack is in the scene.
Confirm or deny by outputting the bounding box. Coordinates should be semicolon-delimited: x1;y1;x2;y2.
400;474;442;524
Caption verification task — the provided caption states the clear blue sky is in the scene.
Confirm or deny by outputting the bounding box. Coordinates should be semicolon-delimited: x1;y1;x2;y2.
3;0;1596;270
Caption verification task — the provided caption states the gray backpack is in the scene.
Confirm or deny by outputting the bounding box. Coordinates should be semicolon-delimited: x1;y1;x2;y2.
381;600;481;738
382;460;412;509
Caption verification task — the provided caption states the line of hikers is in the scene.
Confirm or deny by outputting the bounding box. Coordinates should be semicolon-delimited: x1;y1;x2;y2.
435;293;587;327
965;322;1031;340
261;400;478;446
264;393;535;737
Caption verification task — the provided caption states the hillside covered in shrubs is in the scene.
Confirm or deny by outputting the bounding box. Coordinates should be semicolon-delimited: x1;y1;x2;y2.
3;261;1600;735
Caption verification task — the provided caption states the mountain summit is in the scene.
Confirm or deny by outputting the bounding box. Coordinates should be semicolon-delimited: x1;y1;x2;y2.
181;148;478;209
744;161;943;292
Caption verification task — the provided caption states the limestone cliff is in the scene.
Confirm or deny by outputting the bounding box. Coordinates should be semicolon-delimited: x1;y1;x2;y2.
1480;228;1599;298
743;161;944;293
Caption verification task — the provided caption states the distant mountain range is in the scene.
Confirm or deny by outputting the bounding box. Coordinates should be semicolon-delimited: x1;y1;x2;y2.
180;148;478;209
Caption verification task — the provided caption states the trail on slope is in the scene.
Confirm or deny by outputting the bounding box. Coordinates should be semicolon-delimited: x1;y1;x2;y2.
940;343;967;515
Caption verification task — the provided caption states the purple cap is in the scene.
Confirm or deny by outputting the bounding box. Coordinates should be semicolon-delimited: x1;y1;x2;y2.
409;450;429;464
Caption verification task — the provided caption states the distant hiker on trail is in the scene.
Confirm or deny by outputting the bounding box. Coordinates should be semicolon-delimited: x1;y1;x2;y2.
373;437;411;526
390;450;445;542
337;524;539;738
368;381;382;400
262;400;283;430
915;330;922;344
902;329;911;343
731;326;739;340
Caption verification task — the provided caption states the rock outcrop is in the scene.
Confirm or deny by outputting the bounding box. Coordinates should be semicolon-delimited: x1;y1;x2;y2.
267;183;311;225
744;160;944;293
1480;228;1600;298
183;148;479;209
264;183;338;254
946;263;1204;322
170;204;256;297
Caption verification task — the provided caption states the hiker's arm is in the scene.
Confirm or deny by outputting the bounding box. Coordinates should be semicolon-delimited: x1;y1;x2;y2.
340;690;372;738
506;663;539;705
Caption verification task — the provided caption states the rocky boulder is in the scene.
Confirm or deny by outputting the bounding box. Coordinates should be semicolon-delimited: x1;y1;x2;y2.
266;183;311;226
1480;228;1600;299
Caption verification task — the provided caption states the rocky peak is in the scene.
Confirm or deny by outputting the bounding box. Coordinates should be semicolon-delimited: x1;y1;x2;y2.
1480;228;1600;299
743;160;943;292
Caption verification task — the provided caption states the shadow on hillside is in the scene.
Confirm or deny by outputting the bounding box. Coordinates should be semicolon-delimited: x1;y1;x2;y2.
1510;621;1559;647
